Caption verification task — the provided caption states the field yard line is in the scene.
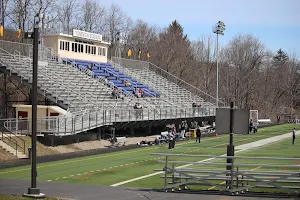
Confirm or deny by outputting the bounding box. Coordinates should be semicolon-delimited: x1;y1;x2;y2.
110;132;294;187
0;136;221;175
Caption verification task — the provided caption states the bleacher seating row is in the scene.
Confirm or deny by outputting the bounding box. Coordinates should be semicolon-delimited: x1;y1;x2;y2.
62;58;160;97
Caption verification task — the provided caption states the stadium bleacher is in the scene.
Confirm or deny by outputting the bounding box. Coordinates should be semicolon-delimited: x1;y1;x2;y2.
62;58;160;98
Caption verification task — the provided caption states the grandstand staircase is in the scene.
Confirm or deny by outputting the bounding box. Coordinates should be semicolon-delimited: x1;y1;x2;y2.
0;140;27;159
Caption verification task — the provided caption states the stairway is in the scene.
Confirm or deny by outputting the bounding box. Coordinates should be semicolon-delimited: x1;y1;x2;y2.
0;140;27;159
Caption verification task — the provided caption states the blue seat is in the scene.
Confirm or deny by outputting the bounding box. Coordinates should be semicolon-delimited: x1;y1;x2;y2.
94;73;110;77
111;80;122;84
114;83;125;87
65;58;161;98
93;69;104;73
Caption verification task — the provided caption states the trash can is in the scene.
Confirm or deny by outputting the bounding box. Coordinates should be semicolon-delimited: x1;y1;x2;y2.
28;148;32;159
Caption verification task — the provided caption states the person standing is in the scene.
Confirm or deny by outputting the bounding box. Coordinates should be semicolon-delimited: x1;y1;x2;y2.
168;129;173;149
196;127;201;143
293;128;296;145
171;128;177;148
277;115;281;124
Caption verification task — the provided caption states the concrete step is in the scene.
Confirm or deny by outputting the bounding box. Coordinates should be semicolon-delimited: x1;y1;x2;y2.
0;140;27;159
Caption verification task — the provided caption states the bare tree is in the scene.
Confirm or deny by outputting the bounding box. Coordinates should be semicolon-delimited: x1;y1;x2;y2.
7;0;32;31
57;0;79;34
223;34;265;109
192;36;216;94
105;3;126;57
80;0;106;32
126;19;157;59
0;0;10;26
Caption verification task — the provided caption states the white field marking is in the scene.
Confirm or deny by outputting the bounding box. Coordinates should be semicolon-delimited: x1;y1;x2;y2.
120;165;123;167
103;168;106;170
97;170;100;171
125;164;129;165
90;171;94;173
1;136;220;176
53;136;228;182
47;180;52;182
110;132;292;187
55;178;59;180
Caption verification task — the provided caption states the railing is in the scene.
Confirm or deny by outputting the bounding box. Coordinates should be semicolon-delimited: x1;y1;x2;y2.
4;107;215;136
112;57;225;106
152;153;300;196
0;39;53;60
0;119;26;156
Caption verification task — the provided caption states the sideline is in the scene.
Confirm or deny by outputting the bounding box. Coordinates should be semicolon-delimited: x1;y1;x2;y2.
0;135;222;175
111;132;297;187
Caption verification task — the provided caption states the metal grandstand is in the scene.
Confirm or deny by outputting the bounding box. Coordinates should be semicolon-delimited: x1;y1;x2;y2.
0;39;220;136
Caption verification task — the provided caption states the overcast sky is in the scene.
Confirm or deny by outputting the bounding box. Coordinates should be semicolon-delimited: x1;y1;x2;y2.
96;0;300;56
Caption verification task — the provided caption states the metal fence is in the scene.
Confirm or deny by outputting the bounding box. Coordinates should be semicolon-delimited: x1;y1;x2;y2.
0;39;54;60
152;153;300;196
3;107;215;136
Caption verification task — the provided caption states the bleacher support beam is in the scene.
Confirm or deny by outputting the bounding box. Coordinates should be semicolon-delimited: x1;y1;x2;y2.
130;127;135;137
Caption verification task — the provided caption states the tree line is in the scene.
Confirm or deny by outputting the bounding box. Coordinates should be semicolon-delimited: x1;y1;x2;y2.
0;0;299;120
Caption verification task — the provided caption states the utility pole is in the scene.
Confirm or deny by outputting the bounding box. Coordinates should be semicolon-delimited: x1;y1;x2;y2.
213;21;226;107
23;13;45;198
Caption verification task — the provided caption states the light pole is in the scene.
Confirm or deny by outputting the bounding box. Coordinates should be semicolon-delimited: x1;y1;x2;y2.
23;13;45;198
213;21;226;107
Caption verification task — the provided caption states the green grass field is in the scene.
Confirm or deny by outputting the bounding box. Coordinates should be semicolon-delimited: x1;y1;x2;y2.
0;124;299;193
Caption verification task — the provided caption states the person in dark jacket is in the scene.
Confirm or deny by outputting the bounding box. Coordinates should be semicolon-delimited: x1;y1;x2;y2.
293;127;296;145
196;127;201;143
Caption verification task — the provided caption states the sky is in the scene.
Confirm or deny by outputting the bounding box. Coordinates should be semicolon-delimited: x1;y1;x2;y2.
97;0;300;57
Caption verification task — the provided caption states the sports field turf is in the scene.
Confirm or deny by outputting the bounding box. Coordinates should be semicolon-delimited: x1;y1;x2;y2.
0;124;299;192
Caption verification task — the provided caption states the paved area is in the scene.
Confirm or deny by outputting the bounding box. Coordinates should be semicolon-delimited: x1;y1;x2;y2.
236;131;300;150
0;178;295;200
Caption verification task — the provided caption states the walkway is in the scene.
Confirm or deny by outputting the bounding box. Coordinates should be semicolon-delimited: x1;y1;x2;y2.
0;178;292;200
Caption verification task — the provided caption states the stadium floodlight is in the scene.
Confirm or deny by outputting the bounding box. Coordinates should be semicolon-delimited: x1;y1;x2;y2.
213;21;226;107
23;13;46;199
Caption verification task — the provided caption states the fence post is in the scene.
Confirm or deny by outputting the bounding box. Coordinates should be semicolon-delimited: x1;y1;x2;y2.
164;156;168;191
236;165;239;189
96;112;98;127
89;113;91;130
230;159;234;190
81;115;83;132
65;118;67;135
172;164;175;184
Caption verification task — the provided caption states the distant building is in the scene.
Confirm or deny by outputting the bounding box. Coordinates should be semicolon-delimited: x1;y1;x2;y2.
42;29;111;63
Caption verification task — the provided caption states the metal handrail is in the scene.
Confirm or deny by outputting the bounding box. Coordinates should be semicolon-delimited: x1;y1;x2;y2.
3;106;215;136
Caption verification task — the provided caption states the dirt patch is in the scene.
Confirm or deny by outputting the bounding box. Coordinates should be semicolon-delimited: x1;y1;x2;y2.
0;147;17;161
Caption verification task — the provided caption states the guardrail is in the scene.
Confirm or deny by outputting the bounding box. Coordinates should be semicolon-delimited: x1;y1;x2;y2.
3;107;215;136
152;153;300;196
0;120;26;156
